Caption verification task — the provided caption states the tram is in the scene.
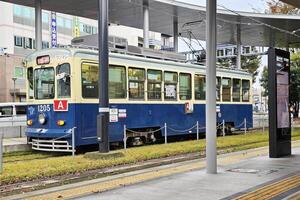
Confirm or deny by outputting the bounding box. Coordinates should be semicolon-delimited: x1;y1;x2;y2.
24;47;253;152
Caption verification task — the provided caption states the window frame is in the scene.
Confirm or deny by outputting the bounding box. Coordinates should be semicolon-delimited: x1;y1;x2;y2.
81;62;99;99
164;71;178;101
109;65;127;99
221;77;232;102
128;67;145;100
179;73;192;100
232;78;241;102
56;63;71;98
242;79;251;102
194;74;206;100
147;69;162;100
34;67;55;100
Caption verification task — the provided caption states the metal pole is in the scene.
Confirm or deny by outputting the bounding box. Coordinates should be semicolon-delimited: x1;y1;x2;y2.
244;118;247;134
236;24;242;69
123;124;127;150
35;0;42;50
97;0;109;153
196;121;199;140
0;133;3;174
12;77;17;102
164;123;167;144
72;127;75;157
143;0;149;48
262;114;265;134
173;16;178;52
222;119;225;137
206;0;217;174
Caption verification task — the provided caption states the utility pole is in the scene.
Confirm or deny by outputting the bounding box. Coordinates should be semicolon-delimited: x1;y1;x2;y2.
97;0;109;153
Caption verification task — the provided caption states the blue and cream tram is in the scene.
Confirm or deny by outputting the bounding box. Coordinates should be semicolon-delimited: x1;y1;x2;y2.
24;47;253;151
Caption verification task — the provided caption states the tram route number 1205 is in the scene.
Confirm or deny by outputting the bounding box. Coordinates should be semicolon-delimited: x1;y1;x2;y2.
38;105;51;112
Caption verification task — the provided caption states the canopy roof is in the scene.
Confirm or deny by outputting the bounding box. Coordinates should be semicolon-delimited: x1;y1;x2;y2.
2;0;300;47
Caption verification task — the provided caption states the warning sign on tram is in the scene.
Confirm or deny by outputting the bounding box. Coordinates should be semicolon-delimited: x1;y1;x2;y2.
53;100;68;111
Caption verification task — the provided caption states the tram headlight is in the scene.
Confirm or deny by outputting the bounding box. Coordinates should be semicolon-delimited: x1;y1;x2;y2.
38;113;46;125
27;119;33;126
57;120;65;126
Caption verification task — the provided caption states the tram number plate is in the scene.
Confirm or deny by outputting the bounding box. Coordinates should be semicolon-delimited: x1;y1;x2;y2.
38;105;51;112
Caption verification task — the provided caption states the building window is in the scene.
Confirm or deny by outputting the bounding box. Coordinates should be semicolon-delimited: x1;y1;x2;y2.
81;63;99;98
128;68;145;99
24;37;33;49
222;77;231;102
14;36;23;47
42;41;49;49
195;74;205;100
164;71;177;100
42;12;49;23
179;73;191;100
13;5;22;16
109;65;126;99
147;69;162;100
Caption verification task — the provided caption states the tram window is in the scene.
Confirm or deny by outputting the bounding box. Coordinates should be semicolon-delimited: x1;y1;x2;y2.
242;80;250;102
164;71;177;100
27;67;34;99
179;73;191;100
216;77;221;101
57;63;71;98
222;78;231;102
16;106;26;115
233;79;241;102
195;74;205;100
128;68;145;99
34;68;55;99
81;63;99;98
109;65;126;99
147;69;162;100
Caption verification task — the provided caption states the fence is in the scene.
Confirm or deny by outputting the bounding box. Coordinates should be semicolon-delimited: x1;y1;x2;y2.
122;119;251;149
0;118;26;138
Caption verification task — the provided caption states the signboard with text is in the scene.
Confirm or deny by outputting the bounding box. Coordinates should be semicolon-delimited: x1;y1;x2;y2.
268;48;291;158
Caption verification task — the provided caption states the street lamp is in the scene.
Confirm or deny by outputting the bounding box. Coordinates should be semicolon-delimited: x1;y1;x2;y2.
12;77;17;102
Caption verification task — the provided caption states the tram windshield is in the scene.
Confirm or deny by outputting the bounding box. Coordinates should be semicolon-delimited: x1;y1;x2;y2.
34;67;55;99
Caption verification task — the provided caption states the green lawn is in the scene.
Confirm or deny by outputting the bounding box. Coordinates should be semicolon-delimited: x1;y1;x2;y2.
1;129;300;185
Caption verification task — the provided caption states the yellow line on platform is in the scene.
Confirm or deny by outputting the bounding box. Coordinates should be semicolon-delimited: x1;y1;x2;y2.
234;173;300;200
23;141;300;200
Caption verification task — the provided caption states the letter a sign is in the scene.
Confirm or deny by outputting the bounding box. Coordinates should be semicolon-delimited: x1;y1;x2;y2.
54;100;68;111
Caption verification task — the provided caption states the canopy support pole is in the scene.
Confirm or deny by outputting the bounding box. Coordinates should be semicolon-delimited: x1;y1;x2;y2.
35;0;42;51
206;0;217;174
143;0;149;48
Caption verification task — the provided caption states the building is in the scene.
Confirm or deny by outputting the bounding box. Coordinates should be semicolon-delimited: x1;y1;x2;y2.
0;1;173;102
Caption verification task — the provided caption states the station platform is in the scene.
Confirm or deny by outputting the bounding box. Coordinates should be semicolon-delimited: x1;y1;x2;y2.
4;141;300;200
2;137;30;153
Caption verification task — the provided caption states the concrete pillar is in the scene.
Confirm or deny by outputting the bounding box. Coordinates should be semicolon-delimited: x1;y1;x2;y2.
35;0;42;50
143;0;149;48
205;0;217;174
173;16;178;52
236;24;242;69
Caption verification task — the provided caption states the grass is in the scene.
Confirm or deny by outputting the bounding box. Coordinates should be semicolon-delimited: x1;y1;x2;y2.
1;128;300;185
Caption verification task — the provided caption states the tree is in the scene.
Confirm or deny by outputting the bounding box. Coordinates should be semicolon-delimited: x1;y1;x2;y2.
218;54;261;82
260;51;300;117
266;0;300;14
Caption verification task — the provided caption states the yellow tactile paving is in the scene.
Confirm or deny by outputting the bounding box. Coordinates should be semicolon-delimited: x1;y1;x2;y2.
22;140;300;200
234;173;300;200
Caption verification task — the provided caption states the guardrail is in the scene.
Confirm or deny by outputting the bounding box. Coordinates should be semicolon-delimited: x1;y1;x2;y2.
122;119;251;149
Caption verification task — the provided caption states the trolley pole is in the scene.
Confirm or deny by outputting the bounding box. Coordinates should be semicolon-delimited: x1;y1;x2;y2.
97;0;109;153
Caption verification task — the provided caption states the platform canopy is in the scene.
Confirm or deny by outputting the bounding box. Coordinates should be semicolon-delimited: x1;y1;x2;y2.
2;0;300;47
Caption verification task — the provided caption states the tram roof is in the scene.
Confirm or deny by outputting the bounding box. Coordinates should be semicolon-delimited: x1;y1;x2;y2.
2;0;300;47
